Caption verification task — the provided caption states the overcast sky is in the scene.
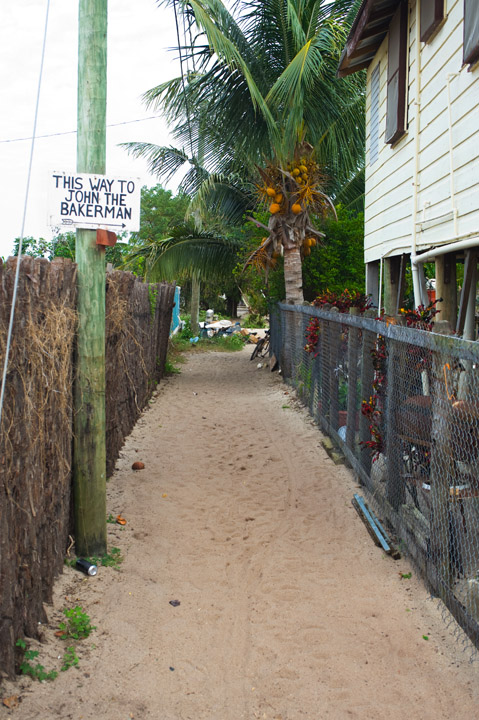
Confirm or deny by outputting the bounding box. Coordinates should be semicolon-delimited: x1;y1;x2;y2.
0;0;182;258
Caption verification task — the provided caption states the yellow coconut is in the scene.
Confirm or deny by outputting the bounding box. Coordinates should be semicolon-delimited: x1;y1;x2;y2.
302;173;308;181
299;165;308;173
292;168;300;176
274;193;283;203
269;203;281;214
303;246;311;256
266;187;276;197
291;203;302;214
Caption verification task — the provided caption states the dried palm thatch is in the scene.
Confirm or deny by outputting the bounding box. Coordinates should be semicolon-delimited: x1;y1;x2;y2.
0;257;77;677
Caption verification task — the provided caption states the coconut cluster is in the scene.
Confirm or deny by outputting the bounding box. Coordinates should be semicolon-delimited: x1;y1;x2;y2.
246;150;332;271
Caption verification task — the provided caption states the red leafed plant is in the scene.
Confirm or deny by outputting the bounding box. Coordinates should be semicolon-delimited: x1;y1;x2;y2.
360;300;440;461
360;395;384;456
312;288;373;313
399;299;441;331
304;317;321;355
305;288;373;355
360;333;387;460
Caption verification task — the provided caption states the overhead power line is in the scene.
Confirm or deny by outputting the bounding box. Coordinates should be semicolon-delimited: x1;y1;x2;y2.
0;115;163;144
0;0;51;430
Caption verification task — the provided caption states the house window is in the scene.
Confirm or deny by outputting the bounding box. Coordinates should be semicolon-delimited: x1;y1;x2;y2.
370;64;380;165
464;0;479;65
385;0;408;145
420;0;444;43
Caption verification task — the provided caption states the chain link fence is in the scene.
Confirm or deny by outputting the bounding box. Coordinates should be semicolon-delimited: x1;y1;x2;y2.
271;303;479;650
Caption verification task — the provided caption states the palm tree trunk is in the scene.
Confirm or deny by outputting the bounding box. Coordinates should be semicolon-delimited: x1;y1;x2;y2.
283;244;304;305
190;274;200;335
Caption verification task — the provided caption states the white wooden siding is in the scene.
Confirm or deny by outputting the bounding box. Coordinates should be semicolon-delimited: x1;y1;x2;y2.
364;0;479;264
369;64;381;164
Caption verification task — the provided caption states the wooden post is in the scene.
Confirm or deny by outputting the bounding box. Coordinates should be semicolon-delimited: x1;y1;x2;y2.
329;307;340;431
359;309;377;475
429;322;455;596
383;256;406;316
385;317;406;510
73;0;108;557
456;250;477;337
435;252;457;327
319;309;330;422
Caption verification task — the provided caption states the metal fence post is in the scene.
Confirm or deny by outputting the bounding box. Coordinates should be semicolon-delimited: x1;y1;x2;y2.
320;307;331;424
359;309;377;474
385;318;406;510
346;307;360;452
429;324;455;596
329;307;340;431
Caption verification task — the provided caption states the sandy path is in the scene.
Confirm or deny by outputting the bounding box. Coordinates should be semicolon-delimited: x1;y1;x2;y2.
1;347;478;720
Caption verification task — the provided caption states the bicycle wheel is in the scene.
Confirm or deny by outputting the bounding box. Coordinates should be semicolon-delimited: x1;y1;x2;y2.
250;337;265;361
259;338;270;358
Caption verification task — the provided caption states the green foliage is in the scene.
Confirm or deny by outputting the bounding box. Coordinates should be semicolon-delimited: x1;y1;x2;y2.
131;0;365;203
125;221;242;286
88;546;123;570
51;232;76;260
15;639;58;682
10;231;130;269
232;213;286;309
11;236;51;258
170;329;246;354
241;313;268;328
61;646;79;672
148;284;159;320
124;0;365;306
179;315;193;340
302;207;365;300
129;185;190;246
59;606;96;640
164;359;182;375
339;380;348;411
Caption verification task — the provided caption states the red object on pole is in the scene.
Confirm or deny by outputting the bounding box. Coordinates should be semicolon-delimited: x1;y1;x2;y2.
96;229;117;247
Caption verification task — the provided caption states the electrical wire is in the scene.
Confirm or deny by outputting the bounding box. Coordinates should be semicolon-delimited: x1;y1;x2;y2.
173;0;195;159
0;115;163;144
0;0;51;430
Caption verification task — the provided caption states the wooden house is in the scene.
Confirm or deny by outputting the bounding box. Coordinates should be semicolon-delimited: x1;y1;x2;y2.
338;0;479;335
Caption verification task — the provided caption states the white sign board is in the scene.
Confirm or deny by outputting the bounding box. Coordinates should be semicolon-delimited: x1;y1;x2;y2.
48;171;141;232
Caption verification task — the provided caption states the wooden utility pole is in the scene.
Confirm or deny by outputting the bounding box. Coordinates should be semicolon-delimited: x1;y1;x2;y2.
73;0;108;557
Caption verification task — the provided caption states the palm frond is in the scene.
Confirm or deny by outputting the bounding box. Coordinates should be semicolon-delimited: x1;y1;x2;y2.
128;227;241;282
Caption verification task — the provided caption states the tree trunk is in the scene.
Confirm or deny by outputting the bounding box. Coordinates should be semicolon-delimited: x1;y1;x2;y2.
226;294;238;318
190;274;200;335
283;244;304;305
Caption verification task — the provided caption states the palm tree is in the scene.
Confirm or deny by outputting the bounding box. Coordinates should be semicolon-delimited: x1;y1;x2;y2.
124;221;241;282
126;0;364;305
123;221;242;331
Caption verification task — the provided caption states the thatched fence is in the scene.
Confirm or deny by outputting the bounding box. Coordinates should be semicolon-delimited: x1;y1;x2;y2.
0;256;175;677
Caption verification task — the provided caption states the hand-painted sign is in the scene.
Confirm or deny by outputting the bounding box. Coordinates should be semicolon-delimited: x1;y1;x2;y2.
48;171;141;231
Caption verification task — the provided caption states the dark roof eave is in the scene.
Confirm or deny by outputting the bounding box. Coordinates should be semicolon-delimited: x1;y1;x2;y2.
337;0;401;78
